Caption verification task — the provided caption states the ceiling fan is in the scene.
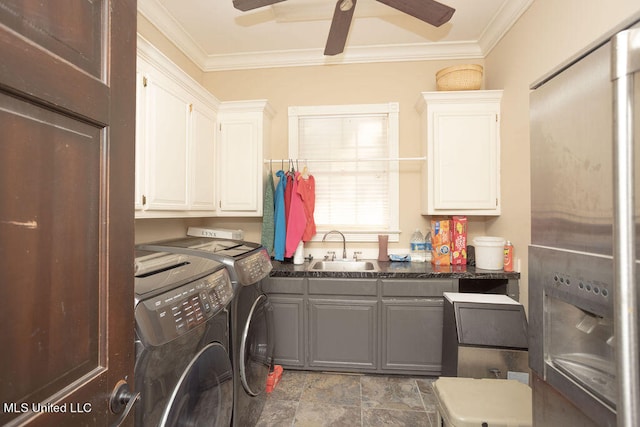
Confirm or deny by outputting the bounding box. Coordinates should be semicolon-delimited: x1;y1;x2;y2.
232;0;455;56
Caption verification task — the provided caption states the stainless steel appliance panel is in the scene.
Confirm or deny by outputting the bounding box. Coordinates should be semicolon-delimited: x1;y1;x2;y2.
529;17;640;426
456;346;528;379
530;41;614;255
528;246;615;426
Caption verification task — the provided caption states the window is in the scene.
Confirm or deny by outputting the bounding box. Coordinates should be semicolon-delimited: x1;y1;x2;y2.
289;103;399;242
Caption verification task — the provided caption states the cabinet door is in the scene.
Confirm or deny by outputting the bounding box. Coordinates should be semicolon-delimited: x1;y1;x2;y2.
432;108;498;211
419;90;502;216
218;117;259;213
382;298;444;374
190;104;216;210
269;296;305;367
144;70;190;210
134;67;147;211
308;298;377;369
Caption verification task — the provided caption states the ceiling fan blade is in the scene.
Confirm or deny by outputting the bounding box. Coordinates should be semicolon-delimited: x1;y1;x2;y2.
232;0;286;12
376;0;454;27
324;0;357;56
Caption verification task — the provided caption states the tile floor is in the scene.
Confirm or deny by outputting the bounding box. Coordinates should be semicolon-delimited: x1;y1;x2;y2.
256;370;439;427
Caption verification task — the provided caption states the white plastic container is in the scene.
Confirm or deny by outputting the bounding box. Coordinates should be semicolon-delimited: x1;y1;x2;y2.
473;237;506;270
293;241;305;265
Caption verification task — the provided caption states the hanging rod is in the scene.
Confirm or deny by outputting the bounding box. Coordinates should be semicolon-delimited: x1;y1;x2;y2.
264;157;426;163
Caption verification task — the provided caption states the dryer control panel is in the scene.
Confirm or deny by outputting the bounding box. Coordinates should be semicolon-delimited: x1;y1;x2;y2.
135;268;233;347
235;248;273;285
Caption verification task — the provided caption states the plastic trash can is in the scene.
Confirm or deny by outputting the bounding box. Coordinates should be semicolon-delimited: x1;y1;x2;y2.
434;377;532;427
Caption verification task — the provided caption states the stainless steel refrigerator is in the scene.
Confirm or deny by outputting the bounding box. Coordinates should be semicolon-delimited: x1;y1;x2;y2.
529;17;640;427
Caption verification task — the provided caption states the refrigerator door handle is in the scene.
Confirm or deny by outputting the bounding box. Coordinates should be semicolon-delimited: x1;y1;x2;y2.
611;27;640;427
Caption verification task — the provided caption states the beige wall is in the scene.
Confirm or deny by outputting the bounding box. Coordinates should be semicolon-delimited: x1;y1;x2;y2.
136;2;640;309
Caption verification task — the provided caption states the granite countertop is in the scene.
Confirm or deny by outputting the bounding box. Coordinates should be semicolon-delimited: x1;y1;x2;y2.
269;260;520;280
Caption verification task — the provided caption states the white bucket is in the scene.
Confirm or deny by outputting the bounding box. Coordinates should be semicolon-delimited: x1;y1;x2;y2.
473;236;505;270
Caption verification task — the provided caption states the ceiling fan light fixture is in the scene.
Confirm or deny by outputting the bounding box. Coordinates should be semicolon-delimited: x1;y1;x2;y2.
339;0;354;12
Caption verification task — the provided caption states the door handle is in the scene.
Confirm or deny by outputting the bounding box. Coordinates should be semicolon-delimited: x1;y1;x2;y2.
611;26;640;427
109;380;141;427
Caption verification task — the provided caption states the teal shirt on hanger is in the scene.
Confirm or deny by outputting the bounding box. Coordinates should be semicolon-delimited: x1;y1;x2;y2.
273;170;287;261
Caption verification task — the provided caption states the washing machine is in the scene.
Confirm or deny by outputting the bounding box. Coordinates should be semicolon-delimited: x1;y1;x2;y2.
134;248;235;426
138;235;274;427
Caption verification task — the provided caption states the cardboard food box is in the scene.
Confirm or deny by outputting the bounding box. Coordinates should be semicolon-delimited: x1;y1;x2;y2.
431;219;451;266
451;216;468;265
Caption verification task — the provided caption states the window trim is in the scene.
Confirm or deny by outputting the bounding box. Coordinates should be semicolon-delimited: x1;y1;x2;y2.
288;102;400;242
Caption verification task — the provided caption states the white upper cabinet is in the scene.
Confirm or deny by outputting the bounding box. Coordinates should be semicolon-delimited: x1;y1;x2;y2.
417;90;503;216
190;104;217;211
136;36;219;218
143;64;190;211
217;100;274;216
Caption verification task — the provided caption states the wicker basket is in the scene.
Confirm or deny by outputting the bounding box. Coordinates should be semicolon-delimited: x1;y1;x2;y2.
436;64;483;91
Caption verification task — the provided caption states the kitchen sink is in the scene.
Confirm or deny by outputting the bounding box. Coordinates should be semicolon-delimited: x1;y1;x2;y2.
309;260;378;272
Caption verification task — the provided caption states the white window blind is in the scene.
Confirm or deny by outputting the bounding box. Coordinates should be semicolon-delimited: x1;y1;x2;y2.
289;103;399;242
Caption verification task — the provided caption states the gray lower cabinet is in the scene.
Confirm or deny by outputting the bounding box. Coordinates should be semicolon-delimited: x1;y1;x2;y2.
307;278;378;371
308;298;377;369
261;277;305;367
263;276;454;375
381;299;444;373
380;279;453;375
269;296;305;366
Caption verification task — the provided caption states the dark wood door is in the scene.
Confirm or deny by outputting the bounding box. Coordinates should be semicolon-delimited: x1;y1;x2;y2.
0;1;136;425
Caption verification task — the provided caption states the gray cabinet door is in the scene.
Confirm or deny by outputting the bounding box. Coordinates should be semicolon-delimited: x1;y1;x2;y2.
262;277;306;367
381;298;444;374
309;298;377;369
269;296;305;366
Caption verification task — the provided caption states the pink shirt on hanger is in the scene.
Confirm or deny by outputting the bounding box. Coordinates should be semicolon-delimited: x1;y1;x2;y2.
285;171;307;258
297;172;316;241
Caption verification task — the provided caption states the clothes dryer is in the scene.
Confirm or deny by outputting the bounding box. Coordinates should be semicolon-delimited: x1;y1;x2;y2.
134;249;234;426
138;236;274;427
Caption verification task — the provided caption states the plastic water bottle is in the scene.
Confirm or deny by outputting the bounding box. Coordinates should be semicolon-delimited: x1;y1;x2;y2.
425;231;433;262
410;229;426;262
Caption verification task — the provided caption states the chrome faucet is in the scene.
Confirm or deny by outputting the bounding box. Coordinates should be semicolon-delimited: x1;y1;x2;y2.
322;230;347;260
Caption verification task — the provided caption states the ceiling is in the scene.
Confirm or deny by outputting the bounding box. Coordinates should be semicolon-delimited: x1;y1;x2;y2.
138;0;533;71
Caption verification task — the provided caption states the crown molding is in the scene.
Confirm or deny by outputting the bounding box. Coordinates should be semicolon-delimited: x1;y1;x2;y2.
138;0;531;72
477;0;534;55
201;41;483;71
138;0;209;66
